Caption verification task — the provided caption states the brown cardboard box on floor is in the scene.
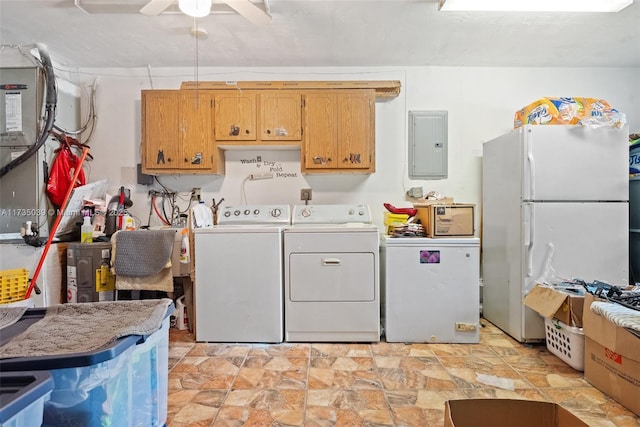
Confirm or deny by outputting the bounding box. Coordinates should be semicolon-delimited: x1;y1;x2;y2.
414;203;474;237
444;399;588;427
523;284;585;327
583;293;640;417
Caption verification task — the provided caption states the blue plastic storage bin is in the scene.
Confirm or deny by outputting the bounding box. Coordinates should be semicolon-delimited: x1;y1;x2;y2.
0;305;171;427
0;371;53;427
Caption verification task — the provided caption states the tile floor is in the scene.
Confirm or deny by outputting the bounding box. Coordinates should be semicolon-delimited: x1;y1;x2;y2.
166;320;640;427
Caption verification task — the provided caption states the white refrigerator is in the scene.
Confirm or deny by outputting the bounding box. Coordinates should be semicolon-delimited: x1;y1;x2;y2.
481;124;629;342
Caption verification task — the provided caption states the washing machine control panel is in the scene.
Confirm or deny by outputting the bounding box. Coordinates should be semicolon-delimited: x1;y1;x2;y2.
292;204;371;224
218;204;291;224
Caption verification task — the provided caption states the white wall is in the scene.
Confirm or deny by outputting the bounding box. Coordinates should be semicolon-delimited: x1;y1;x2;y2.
66;66;640;231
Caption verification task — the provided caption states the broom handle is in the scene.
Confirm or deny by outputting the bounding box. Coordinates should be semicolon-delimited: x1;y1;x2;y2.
26;147;90;299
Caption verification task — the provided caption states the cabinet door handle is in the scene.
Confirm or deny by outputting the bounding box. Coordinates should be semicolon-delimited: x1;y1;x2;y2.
266;129;271;134
322;258;341;266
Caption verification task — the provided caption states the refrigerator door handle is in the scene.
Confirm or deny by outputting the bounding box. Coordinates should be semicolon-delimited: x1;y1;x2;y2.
526;134;535;200
524;203;534;277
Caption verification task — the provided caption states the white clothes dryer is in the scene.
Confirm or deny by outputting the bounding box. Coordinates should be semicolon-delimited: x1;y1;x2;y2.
284;204;380;342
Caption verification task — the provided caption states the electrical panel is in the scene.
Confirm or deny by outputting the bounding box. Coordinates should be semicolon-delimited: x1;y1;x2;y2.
408;110;448;180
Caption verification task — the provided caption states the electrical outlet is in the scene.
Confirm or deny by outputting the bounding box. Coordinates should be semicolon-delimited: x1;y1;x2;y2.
192;188;201;201
455;322;477;332
300;188;312;201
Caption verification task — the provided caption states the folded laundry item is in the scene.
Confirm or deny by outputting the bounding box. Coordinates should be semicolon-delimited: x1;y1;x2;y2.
112;230;174;277
111;230;175;292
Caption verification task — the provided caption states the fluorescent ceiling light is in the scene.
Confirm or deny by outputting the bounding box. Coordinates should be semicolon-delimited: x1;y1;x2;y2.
179;0;212;17
438;0;633;12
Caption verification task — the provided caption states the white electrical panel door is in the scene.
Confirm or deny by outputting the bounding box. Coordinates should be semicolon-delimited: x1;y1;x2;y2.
409;111;448;179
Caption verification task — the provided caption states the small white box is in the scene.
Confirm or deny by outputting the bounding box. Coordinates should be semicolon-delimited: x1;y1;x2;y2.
545;317;585;371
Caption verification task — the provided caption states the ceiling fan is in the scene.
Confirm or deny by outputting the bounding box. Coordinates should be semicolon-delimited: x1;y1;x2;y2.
74;0;271;26
141;0;271;25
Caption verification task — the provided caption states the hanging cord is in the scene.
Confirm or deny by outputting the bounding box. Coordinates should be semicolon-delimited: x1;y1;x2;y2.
1;43;57;178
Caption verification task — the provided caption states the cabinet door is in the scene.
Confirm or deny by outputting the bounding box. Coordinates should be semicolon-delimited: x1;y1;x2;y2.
181;92;214;170
142;91;181;171
214;92;256;141
260;92;302;141
303;92;337;169
337;90;374;170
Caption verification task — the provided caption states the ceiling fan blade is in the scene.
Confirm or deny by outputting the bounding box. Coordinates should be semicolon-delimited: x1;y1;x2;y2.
224;0;272;26
140;0;176;15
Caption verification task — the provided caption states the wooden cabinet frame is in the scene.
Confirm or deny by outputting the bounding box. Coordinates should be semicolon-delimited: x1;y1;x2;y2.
141;81;400;175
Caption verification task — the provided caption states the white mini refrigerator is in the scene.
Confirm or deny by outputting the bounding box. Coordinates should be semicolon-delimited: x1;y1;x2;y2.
380;235;480;343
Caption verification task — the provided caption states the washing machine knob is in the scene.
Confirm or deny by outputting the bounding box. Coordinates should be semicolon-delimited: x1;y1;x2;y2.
359;210;365;216
349;209;355;215
234;210;241;216
244;209;251;215
224;211;231;217
271;208;282;217
301;208;311;217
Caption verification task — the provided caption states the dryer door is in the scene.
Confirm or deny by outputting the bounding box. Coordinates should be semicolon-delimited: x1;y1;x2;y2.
289;252;375;302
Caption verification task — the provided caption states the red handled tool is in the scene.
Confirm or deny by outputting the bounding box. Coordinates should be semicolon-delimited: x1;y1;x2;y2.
383;203;417;217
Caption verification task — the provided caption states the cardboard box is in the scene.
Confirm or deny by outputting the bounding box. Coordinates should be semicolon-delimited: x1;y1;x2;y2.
444;399;588;427
523;284;585;327
414;203;475;237
583;293;640;416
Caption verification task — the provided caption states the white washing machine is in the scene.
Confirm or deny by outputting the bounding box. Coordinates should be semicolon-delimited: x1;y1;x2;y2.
194;204;290;343
380;235;480;343
284;204;380;342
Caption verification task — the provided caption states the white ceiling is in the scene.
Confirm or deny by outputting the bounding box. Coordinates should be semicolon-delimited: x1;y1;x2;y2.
1;0;639;69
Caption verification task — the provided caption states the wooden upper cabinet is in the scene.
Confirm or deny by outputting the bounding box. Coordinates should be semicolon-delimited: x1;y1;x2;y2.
260;92;302;141
303;90;375;173
303;92;337;169
336;91;374;170
181;91;215;170
142;90;181;172
142;90;219;174
142;83;383;175
214;92;257;141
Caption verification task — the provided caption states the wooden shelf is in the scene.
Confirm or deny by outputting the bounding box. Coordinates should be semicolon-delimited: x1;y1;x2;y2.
180;80;401;99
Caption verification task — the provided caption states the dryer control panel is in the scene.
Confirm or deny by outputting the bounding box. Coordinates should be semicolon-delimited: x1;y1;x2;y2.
292;204;371;224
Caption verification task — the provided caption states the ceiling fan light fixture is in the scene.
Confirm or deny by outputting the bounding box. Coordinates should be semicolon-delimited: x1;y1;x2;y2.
179;0;212;17
438;0;633;12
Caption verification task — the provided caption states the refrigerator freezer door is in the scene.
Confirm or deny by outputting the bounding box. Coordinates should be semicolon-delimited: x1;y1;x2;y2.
523;125;628;202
